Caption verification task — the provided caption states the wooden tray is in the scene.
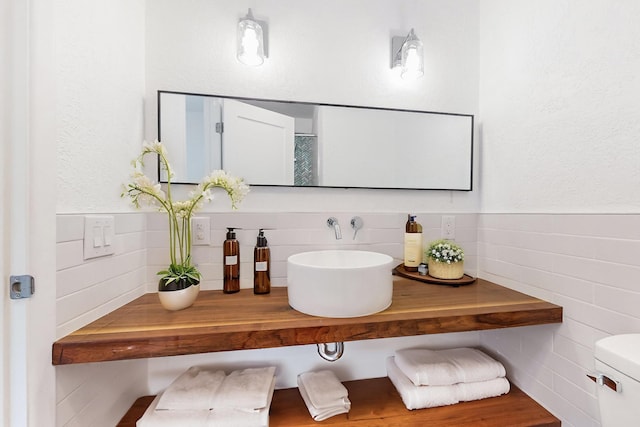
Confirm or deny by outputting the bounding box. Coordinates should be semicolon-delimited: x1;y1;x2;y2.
393;263;476;287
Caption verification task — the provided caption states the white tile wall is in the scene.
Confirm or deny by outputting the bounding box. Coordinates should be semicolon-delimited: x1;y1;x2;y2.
55;211;479;425
478;214;640;427
145;211;479;291
64;211;638;425
56;213;149;427
56;213;148;338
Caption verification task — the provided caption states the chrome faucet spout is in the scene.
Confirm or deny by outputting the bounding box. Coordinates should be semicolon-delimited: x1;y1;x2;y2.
327;217;342;240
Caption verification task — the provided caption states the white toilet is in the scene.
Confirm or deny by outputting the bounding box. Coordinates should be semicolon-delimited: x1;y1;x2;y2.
592;334;640;426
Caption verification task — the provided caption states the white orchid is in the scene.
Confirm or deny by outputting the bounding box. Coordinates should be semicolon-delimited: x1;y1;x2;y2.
122;140;249;285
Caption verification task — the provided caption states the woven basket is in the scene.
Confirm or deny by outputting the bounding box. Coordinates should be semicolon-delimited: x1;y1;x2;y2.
427;259;464;280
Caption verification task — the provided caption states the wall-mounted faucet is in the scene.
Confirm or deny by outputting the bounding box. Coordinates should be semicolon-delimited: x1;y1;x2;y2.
350;216;363;240
327;217;342;240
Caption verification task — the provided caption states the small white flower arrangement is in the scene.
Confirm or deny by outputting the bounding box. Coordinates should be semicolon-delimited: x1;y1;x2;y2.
123;141;249;286
425;239;464;264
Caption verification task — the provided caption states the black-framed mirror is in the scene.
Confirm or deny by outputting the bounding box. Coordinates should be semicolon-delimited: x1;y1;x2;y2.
158;90;474;190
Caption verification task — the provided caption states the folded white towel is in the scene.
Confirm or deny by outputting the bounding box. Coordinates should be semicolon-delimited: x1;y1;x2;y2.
297;370;351;421
394;347;506;386
387;357;510;411
386;357;458;410
456;377;510;402
137;393;212;427
297;370;349;409
208;407;270;427
155;366;226;411
212;366;277;411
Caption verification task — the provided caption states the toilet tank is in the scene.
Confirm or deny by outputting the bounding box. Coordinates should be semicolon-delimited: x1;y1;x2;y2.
593;334;640;427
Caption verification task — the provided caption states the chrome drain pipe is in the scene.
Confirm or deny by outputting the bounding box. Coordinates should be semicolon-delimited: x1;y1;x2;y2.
317;342;344;362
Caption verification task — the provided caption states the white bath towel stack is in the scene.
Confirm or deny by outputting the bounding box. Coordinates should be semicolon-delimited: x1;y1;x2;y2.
387;347;510;410
297;370;351;421
137;366;276;427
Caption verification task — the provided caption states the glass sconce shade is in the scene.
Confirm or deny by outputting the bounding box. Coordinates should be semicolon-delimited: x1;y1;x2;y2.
400;29;424;80
391;28;424;80
237;10;265;66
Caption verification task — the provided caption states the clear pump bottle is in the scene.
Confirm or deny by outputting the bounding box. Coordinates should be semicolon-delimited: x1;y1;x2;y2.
223;227;240;293
253;229;271;294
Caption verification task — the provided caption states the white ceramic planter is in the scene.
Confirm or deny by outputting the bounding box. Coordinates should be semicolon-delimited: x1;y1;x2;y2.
158;282;200;311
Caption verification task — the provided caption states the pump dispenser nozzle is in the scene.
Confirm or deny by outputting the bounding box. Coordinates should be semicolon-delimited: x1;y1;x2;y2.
226;227;237;239
256;229;268;247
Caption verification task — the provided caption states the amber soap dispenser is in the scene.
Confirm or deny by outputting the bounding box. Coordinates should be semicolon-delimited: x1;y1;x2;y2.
253;229;271;294
223;227;240;293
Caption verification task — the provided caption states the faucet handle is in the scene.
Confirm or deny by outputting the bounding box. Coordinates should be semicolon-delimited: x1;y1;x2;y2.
350;216;364;240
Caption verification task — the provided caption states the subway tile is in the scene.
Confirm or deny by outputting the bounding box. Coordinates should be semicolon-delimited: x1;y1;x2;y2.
554;294;640;335
553;375;599;419
57;269;145;327
56;250;145;298
555;318;609;350
56;240;84;271
498;246;555;271
553;334;594;373
114;213;146;234
594;237;640;267
114;230;145;254
545;234;597;259
548;351;597;396
552;214;640;240
594;285;640;318
56;215;85;242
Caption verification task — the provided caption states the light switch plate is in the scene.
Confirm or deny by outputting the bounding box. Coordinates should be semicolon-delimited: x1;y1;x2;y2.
83;215;115;260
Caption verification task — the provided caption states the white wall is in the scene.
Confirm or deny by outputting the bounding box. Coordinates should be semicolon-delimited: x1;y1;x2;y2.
478;1;640;426
145;0;481;213
478;0;640;213
56;0;146;214
54;1;147;426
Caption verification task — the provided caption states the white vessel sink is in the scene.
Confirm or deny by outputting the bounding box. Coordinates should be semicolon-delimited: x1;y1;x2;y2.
287;250;394;318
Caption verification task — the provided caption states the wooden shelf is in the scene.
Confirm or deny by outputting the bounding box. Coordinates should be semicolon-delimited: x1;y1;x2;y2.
117;377;560;427
52;278;562;365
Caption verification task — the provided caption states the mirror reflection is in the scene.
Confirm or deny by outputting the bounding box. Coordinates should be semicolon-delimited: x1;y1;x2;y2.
158;91;474;190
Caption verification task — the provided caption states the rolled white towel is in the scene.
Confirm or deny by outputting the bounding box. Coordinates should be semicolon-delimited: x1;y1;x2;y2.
155;366;226;411
137;393;212;427
297;370;351;421
394;347;506;386
386;357;458;410
456;377;510;402
212;366;277;411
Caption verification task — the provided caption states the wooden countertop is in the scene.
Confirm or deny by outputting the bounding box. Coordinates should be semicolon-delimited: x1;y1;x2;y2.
52;278;562;365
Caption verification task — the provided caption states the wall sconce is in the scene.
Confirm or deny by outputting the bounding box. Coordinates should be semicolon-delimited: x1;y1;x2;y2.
391;29;424;80
237;8;266;66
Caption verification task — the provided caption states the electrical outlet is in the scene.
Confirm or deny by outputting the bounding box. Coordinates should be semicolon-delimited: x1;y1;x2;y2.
192;217;211;245
441;215;456;239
